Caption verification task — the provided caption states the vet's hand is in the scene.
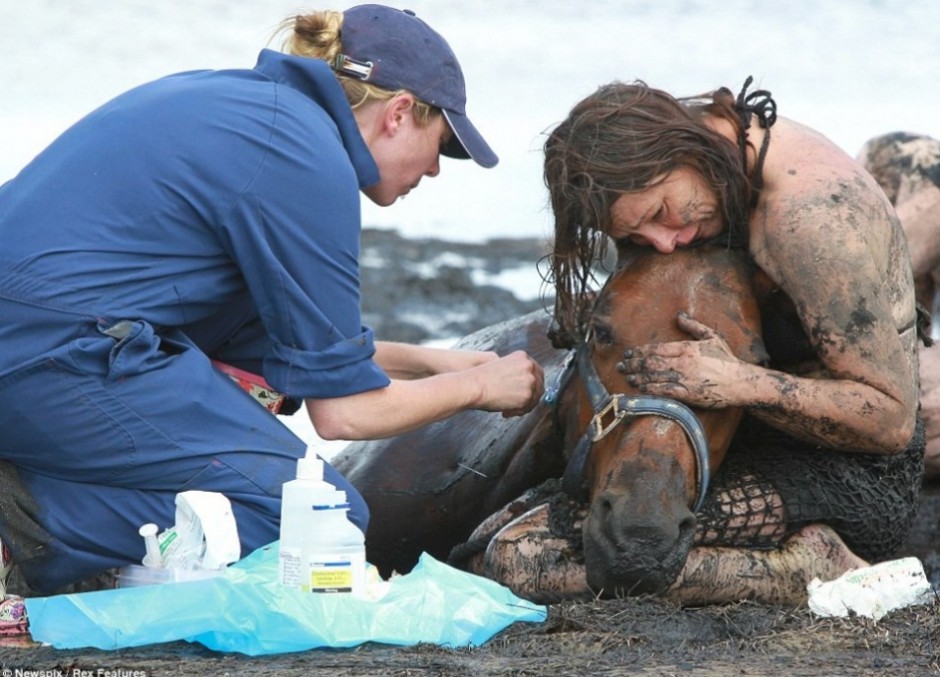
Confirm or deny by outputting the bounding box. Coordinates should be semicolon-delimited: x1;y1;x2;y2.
443;348;501;371
616;311;743;408
475;350;545;417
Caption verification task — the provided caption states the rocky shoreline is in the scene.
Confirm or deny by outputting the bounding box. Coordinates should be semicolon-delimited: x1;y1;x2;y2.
359;227;553;344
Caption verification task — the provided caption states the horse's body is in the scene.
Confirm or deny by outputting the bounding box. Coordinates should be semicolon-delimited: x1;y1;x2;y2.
333;246;766;598
332;312;569;577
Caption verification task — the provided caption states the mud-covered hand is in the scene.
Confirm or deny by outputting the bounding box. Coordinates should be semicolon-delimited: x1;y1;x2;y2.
616;311;744;409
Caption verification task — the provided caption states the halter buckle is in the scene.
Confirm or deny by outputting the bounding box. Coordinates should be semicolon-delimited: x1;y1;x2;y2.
590;396;627;442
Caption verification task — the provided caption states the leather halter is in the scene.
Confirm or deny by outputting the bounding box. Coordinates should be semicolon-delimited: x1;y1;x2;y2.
550;342;711;513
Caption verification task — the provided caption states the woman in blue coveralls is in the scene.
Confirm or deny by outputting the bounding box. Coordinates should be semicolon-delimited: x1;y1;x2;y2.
0;4;544;595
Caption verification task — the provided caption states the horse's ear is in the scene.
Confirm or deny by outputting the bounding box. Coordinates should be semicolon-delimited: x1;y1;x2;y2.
548;322;575;350
549;288;601;350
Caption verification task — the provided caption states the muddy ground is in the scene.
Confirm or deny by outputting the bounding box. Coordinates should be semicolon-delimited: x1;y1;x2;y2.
0;482;936;676
2;232;938;675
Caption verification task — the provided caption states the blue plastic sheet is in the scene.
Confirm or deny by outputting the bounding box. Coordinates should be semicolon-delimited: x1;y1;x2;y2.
25;544;547;655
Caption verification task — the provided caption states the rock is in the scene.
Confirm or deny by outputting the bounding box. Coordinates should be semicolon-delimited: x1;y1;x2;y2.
359;228;553;344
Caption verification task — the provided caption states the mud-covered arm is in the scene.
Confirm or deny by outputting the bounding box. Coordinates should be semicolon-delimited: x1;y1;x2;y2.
727;125;923;453
738;177;917;453
621;171;918;453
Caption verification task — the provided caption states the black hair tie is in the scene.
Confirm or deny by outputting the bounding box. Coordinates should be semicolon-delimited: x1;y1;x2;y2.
735;75;777;130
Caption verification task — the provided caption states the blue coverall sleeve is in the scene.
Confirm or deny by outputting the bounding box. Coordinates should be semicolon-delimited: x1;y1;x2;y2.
217;87;390;399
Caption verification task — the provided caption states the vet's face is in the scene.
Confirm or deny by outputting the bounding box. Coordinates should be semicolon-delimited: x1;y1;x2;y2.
362;101;450;207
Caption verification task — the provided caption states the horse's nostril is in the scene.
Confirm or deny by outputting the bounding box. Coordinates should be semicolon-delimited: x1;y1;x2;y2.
678;512;697;538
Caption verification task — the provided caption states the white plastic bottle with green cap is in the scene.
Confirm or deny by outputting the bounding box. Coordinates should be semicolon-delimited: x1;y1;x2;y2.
278;449;366;595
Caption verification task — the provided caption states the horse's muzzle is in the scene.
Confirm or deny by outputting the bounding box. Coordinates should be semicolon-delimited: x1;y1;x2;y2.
581;490;697;596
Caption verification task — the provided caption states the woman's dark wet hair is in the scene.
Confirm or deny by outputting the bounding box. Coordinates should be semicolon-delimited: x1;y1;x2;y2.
543;81;754;349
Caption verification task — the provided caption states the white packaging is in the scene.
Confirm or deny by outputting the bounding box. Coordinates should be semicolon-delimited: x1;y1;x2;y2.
182;490;241;569
807;556;936;620
123;490;240;586
279;451;367;595
155;490;240;570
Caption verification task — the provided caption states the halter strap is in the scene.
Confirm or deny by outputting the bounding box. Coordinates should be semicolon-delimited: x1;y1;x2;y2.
559;343;711;513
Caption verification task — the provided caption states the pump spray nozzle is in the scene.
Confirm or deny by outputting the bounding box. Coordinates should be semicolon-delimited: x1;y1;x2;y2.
139;522;163;568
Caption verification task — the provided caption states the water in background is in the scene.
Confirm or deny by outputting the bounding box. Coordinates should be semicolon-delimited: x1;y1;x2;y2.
3;1;939;449
3;0;939;244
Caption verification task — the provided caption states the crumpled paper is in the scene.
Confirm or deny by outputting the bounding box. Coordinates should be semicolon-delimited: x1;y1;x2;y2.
807;556;936;620
25;545;546;655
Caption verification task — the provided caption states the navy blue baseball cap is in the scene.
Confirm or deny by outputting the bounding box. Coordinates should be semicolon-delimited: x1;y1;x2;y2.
334;4;498;168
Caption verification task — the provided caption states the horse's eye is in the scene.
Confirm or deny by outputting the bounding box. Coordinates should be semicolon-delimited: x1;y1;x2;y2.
593;324;614;346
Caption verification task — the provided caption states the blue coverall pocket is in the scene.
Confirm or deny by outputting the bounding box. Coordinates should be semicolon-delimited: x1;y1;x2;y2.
0;354;137;483
97;319;184;380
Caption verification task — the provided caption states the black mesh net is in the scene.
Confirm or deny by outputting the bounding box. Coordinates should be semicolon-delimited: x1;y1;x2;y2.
695;415;926;561
450;416;925;567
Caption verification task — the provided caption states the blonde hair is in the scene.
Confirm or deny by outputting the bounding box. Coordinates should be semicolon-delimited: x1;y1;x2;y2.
275;10;438;126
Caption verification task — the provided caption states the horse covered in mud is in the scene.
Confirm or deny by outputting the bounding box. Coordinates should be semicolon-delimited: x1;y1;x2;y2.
333;245;767;600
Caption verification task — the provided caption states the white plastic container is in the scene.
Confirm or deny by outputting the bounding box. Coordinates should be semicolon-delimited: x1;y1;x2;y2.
116;565;223;588
278;451;366;595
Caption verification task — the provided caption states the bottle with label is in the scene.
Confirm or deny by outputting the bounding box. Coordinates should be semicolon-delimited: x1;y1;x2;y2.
278;450;367;595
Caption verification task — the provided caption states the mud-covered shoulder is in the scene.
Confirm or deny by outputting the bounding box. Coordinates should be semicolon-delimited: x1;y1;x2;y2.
748;128;919;423
757;123;917;342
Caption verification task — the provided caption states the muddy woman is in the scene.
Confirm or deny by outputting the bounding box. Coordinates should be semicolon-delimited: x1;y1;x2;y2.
484;77;927;604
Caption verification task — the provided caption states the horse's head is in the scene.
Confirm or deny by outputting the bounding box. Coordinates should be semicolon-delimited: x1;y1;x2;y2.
556;246;767;596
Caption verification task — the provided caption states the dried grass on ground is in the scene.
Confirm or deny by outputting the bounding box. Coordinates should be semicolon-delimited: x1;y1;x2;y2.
2;488;938;677
1;594;937;676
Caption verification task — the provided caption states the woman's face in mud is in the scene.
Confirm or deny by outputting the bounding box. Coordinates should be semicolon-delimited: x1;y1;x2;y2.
609;167;723;253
